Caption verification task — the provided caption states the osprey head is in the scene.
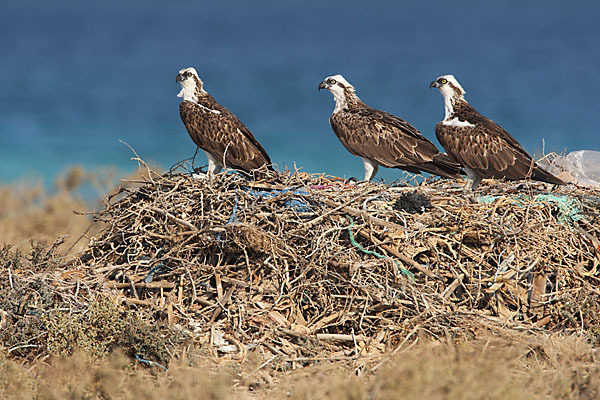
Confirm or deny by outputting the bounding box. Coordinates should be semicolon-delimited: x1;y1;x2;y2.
429;74;466;100
177;67;204;102
318;74;354;93
318;74;356;113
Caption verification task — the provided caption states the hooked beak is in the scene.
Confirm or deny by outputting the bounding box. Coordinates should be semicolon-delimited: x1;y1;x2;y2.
176;74;183;83
318;81;327;91
429;80;439;89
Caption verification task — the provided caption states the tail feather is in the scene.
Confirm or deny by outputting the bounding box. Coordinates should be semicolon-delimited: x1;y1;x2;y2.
532;166;565;185
420;153;464;179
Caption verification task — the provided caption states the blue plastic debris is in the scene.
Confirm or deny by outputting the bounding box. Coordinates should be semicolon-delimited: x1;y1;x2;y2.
144;263;168;283
226;195;240;224
476;193;582;224
135;354;167;371
244;187;312;213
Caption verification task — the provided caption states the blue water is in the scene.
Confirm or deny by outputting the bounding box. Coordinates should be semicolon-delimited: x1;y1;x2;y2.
1;0;599;185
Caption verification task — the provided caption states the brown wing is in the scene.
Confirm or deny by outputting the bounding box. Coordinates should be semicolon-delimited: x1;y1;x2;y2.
435;122;532;180
179;99;272;173
455;102;531;155
330;107;461;179
436;103;564;184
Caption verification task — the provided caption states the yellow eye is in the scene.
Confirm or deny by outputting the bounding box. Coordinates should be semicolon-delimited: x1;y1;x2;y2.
329;79;336;84
441;79;447;84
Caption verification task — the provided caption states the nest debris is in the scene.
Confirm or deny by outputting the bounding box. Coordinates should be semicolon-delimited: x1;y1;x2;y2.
4;166;600;367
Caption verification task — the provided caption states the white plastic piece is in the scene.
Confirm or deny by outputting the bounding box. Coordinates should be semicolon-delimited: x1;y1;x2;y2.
545;150;600;188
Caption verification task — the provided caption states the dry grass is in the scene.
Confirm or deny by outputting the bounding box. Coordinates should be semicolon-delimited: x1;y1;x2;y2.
277;331;600;399
0;174;92;254
0;333;597;399
0;351;234;400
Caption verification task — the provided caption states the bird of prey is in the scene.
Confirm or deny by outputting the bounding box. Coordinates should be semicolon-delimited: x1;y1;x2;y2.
176;67;272;175
430;74;564;190
318;74;462;181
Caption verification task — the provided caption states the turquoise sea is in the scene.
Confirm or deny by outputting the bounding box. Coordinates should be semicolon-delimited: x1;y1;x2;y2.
1;0;599;184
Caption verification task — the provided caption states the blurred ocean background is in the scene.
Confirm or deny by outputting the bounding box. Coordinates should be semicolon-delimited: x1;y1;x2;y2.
1;0;599;186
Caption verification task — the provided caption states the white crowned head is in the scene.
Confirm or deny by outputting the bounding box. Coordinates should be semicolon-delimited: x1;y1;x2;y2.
430;74;467;120
318;74;356;113
176;67;204;102
430;74;466;100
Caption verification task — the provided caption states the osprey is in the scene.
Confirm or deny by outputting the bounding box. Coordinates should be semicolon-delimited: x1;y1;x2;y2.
430;75;564;190
176;67;272;175
318;74;462;181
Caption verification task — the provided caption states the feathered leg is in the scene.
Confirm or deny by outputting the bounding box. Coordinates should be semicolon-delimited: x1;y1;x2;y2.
362;158;379;181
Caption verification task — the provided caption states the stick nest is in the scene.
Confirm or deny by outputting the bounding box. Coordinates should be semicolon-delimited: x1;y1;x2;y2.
7;166;600;364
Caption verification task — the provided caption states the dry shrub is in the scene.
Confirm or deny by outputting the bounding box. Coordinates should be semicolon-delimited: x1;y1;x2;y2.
43;295;173;363
0;242;177;363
